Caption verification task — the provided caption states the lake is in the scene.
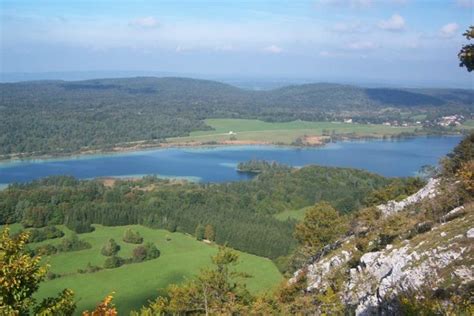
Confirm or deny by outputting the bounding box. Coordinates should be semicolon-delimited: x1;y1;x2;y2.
0;136;462;186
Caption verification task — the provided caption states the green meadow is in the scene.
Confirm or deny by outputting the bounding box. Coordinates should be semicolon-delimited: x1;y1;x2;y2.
4;224;282;314
169;119;418;144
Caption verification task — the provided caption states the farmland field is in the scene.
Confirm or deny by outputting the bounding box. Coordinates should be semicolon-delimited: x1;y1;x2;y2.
7;224;283;314
168;119;419;144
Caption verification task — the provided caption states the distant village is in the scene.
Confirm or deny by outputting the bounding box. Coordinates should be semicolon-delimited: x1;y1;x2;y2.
343;114;466;128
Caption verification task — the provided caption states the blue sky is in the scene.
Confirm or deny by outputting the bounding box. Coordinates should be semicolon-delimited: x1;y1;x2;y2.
1;0;473;87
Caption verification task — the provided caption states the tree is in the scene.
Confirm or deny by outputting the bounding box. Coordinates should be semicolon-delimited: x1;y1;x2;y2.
195;224;205;241
144;242;160;260
459;26;474;72
294;202;348;254
132;242;160;263
101;239;120;257
0;227;76;315
136;246;251;315
132;246;147;263
103;256;124;269
122;229;143;244
83;294;117;316
204;224;215;241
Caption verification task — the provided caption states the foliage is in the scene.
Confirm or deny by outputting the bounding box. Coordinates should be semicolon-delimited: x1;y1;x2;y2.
294;202;349;255
0;165;391;259
459;26;474;72
237;159;289;173
364;177;425;206
123;228;143;244
397;286;473;316
457;160;474;194
34;289;76;316
137;246;252;315
442;131;474;176
28;225;65;243
194;224;205;241
101;238;121;257
103;256;124;269
82;294;117;316
132;242;160;263
204;224;215;242
0;227;75;315
58;234;91;252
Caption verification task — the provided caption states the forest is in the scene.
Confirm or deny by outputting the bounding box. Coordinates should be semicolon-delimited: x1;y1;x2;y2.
1;77;472;157
0;163;421;260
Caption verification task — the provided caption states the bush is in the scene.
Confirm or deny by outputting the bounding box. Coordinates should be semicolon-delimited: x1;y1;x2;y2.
101;239;121;256
46;271;60;280
132;242;160;263
34;243;58;256
144;242;160;260
123;229;143;244
132;246;147;263
103;256;124;269
57;234;91;252
28;226;64;243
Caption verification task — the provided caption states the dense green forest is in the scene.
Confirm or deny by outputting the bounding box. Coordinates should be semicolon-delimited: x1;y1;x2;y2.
0;164;413;259
1;77;472;156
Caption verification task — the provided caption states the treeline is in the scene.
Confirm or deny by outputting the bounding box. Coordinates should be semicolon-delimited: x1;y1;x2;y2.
1;77;472;157
0;164;401;259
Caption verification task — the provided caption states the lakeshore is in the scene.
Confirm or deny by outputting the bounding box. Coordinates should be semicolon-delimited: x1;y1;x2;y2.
0;136;463;187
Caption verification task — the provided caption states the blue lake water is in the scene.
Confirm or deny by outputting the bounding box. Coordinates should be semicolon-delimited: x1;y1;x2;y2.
0;136;462;186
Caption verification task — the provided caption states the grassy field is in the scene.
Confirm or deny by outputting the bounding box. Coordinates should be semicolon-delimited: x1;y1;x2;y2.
3;224;282;314
168;119;418;144
460;119;474;128
274;206;312;222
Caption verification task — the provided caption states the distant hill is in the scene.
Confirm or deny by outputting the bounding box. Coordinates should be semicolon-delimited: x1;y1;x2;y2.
0;77;472;156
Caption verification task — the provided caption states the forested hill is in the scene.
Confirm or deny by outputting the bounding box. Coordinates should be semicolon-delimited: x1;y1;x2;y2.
1;77;472;156
0;164;403;259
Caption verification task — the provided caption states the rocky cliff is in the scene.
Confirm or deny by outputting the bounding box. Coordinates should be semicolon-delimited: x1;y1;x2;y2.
292;179;473;315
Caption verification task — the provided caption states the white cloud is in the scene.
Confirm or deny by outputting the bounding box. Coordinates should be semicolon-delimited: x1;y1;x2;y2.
264;44;283;54
348;40;377;50
378;14;406;31
129;16;160;28
439;23;459;38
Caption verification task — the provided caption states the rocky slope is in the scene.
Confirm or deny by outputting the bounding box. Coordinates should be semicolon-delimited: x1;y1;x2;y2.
292;179;473;315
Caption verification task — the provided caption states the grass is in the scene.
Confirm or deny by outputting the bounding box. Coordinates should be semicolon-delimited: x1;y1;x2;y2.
6;224;282;314
460;119;474;127
168;119;418;144
274;206;312;222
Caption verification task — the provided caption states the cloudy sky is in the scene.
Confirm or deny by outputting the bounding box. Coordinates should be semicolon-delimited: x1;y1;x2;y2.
1;0;473;87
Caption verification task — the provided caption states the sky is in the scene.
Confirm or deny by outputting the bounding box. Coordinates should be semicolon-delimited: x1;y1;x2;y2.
1;0;473;87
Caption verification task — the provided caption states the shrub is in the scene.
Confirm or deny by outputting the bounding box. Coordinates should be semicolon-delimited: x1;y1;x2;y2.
101;239;121;257
34;243;58;256
132;246;147;263
132;242;160;263
144;242;160;260
28;226;64;243
103;256;124;269
123;229;143;244
57;234;91;252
